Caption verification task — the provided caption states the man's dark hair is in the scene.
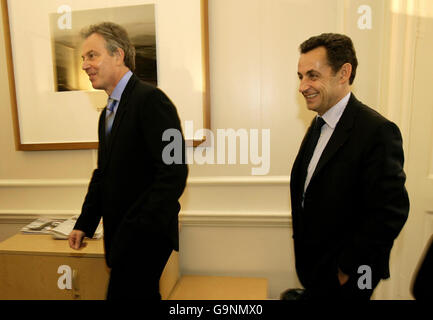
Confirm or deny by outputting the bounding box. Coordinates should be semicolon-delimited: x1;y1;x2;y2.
81;22;136;71
300;33;358;85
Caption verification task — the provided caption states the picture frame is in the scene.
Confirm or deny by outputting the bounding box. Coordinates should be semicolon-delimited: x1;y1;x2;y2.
1;0;210;150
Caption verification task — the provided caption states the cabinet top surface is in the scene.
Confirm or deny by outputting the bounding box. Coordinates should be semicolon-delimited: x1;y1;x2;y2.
0;233;104;257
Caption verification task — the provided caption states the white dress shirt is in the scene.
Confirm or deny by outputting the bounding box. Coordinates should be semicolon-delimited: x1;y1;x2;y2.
303;92;351;195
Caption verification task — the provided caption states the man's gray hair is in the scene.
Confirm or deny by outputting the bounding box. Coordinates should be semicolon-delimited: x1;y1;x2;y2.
81;22;136;71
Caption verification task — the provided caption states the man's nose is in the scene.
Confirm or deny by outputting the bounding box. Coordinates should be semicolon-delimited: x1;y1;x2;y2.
82;60;89;71
299;78;309;94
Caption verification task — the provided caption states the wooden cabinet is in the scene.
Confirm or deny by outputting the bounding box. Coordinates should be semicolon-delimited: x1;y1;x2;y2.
0;233;178;300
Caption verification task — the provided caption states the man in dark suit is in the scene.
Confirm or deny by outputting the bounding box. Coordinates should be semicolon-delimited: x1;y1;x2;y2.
68;22;188;300
288;33;409;300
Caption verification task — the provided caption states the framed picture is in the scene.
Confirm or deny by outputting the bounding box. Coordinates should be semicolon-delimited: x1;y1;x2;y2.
2;0;210;150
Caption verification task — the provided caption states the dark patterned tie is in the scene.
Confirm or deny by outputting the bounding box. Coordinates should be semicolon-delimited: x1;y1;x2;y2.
299;116;326;192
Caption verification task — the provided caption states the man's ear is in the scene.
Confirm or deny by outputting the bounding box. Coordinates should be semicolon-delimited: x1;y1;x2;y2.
114;47;126;66
339;63;352;84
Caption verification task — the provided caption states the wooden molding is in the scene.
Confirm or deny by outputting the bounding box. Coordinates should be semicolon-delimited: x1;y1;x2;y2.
0;176;290;187
201;0;211;131
179;210;291;228
1;0;20;151
0;211;291;228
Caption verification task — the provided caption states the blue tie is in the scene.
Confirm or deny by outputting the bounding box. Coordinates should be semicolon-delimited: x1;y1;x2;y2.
105;98;117;136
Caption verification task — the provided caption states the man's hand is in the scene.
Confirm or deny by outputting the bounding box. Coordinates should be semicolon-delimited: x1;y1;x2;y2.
68;230;86;250
338;268;350;286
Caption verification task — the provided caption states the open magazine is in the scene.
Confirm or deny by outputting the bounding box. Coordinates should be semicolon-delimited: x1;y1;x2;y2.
21;216;103;240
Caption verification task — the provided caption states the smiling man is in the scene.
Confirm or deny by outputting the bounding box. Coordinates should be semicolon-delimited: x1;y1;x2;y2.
286;33;409;300
68;22;188;300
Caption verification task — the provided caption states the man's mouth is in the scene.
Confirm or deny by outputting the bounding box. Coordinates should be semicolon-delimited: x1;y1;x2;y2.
304;93;319;99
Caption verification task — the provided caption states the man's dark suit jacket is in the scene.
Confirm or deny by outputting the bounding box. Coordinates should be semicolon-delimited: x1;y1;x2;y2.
290;93;409;290
412;235;433;300
74;74;188;269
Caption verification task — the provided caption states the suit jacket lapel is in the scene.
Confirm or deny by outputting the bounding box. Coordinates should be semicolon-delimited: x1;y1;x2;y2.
99;109;108;164
291;118;315;200
308;93;359;185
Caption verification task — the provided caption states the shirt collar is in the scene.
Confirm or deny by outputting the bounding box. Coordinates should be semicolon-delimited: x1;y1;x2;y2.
320;92;351;129
110;70;133;102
